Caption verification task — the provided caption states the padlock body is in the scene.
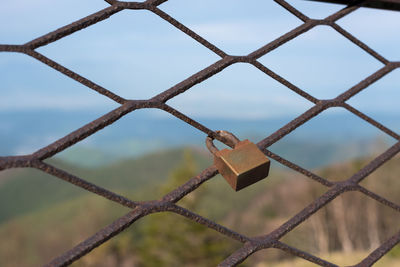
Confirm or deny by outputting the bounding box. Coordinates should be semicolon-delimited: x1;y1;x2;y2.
214;139;270;191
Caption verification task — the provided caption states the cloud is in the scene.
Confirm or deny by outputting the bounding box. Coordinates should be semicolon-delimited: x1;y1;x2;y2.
0;0;108;43
338;7;400;36
1;0;398;118
337;8;400;59
168;85;313;119
0;93;116;111
191;20;289;44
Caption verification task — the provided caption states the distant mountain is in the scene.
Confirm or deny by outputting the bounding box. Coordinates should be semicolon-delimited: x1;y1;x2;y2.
1;109;397;168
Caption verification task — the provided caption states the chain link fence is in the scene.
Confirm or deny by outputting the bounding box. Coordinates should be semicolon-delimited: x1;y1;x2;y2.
1;0;400;266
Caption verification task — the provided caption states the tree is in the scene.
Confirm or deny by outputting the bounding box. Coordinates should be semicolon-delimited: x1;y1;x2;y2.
135;149;237;266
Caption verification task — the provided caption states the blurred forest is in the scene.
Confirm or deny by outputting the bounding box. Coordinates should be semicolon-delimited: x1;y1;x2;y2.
0;148;399;266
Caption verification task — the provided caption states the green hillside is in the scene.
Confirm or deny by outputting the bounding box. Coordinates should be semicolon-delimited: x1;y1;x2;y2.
0;148;399;266
0;147;211;225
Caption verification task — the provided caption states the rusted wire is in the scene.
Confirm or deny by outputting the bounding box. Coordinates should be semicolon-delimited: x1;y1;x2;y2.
1;0;399;266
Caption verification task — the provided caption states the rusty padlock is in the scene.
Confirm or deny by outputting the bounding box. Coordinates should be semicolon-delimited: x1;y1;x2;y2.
206;131;270;191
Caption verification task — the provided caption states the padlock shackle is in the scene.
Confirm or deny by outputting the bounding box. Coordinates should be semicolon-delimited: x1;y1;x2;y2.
206;130;240;155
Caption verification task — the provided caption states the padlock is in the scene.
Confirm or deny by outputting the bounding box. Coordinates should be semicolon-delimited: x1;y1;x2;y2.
206;131;270;191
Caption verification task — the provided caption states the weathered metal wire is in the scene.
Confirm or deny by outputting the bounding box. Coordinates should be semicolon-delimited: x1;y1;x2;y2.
1;0;399;266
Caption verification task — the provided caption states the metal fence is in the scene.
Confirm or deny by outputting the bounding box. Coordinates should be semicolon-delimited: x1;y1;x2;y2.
1;0;399;266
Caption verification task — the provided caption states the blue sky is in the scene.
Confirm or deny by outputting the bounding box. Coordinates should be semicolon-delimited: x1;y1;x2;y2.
1;0;399;119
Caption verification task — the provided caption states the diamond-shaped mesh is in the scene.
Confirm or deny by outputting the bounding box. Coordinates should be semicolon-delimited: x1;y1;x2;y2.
1;0;399;266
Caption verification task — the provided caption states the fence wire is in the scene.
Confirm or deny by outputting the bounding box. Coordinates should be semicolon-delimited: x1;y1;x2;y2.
1;0;400;266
